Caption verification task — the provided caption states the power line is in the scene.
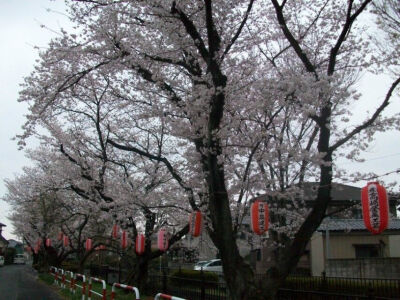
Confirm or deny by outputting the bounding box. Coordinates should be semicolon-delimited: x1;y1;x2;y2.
339;152;400;166
340;168;400;185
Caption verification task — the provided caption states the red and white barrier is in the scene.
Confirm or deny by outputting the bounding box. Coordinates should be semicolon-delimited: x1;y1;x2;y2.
88;277;107;300
60;269;66;289
111;282;140;300
75;273;87;300
64;270;74;293
50;267;88;300
49;266;59;286
154;293;187;300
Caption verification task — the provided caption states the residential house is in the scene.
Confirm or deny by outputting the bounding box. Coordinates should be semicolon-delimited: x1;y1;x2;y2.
0;223;9;255
312;218;400;278
250;183;400;278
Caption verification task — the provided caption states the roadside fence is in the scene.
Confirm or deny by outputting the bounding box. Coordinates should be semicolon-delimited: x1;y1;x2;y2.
111;283;140;300
49;266;400;300
145;270;400;300
88;276;107;300
75;273;87;300
154;293;187;300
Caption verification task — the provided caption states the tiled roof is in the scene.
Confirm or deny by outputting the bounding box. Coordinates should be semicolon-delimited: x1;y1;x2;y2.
255;182;398;203
301;182;361;202
317;218;400;232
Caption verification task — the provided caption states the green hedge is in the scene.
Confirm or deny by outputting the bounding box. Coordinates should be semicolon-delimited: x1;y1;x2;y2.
168;269;219;288
284;276;399;298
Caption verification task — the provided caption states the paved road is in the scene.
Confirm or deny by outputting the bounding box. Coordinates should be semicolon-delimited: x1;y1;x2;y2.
0;264;61;300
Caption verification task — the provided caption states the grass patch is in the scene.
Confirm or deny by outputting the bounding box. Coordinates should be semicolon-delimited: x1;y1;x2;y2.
38;272;154;299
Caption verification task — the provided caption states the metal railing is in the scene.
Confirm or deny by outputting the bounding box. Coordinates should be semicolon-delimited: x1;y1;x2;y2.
146;271;400;300
111;283;140;300
88;276;107;300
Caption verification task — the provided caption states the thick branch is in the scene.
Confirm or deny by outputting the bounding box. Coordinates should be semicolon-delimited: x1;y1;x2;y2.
270;0;317;75
107;138;197;209
222;0;255;61
171;2;209;61
328;0;372;75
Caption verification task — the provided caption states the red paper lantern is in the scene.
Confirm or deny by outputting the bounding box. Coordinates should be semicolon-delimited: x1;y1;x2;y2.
63;235;69;247
57;232;63;241
135;234;145;255
112;224;119;239
45;238;51;247
34;245;39;254
85;238;92;251
250;200;269;235
37;239;42;246
157;228;169;252
26;246;32;253
189;211;203;237
121;230;128;249
361;182;389;234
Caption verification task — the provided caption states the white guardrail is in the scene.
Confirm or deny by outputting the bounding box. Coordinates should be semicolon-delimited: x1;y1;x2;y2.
154;293;187;300
50;266;155;300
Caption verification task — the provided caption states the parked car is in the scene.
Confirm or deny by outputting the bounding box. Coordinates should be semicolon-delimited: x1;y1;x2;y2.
0;256;4;266
194;259;222;272
194;260;209;270
13;254;25;264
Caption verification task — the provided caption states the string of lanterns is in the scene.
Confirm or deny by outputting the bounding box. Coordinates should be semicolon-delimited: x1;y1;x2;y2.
29;182;389;257
135;234;145;255
157;228;169;252
85;238;92;251
121;230;128;249
112;224;119;239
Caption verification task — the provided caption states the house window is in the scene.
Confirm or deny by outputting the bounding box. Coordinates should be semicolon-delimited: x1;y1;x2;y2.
354;244;382;258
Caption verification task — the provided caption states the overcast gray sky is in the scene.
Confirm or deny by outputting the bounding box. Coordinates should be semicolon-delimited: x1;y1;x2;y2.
0;1;399;241
0;0;70;240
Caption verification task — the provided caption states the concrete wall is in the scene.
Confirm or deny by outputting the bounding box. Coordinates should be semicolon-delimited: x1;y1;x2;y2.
327;234;389;259
326;258;400;278
310;232;400;276
388;235;400;257
310;232;324;276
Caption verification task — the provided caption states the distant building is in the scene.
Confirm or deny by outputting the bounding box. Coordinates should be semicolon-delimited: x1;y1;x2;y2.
0;223;9;255
7;239;24;254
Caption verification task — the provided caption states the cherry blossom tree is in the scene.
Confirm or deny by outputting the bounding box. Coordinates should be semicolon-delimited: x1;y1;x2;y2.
16;1;400;299
3;151;96;270
17;66;191;286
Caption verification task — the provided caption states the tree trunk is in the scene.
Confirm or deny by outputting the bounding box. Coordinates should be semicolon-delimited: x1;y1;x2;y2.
126;255;149;291
205;152;261;299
